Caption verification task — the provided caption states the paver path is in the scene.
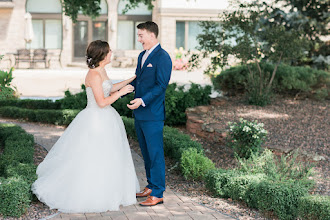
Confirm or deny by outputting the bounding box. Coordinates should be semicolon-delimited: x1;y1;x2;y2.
0;118;235;220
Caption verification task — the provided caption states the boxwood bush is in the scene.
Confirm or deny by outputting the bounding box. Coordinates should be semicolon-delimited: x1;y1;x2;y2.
0;107;80;126
0;177;30;217
180;148;215;180
297;195;330;220
0;123;37;218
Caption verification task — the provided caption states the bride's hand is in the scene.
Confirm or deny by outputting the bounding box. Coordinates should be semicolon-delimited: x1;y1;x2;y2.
119;85;134;96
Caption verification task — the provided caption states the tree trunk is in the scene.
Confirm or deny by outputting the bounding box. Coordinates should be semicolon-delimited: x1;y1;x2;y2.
267;52;283;90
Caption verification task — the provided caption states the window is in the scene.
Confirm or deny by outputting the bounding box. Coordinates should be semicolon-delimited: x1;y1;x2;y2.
26;0;62;49
117;0;152;50
176;22;185;49
176;21;204;50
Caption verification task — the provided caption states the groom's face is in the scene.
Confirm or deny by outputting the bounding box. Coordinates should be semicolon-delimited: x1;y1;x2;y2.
137;29;155;50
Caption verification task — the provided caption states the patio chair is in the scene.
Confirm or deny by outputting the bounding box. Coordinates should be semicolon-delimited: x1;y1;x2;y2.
15;49;31;68
32;49;49;68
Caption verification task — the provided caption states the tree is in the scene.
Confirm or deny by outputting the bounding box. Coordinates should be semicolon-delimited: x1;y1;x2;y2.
62;0;155;23
271;0;330;68
189;0;308;105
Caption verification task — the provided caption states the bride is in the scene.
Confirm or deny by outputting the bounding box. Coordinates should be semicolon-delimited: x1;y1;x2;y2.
32;40;140;213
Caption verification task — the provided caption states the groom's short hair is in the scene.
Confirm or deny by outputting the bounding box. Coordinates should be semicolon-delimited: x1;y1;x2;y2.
137;21;159;38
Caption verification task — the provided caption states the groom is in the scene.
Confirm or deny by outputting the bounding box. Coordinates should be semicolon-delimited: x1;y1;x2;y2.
127;21;172;206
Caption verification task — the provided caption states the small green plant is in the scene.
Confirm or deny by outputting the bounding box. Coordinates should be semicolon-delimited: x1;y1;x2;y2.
180;148;215;180
0;55;16;100
227;118;268;158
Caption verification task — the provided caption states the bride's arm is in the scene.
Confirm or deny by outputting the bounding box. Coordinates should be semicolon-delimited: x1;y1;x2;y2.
89;72;134;108
110;75;136;92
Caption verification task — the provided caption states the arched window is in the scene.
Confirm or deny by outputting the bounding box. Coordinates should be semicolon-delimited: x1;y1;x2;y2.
26;0;62;49
117;0;152;50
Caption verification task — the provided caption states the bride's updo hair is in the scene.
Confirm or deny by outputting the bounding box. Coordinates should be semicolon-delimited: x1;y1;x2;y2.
85;40;110;69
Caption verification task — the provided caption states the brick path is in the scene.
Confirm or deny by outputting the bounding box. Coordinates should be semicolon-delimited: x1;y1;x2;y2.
0;118;234;220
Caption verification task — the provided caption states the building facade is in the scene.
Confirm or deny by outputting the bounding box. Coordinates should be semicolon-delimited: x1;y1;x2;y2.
0;0;227;68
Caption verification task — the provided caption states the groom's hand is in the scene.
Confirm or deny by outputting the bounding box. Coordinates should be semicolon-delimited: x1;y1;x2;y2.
127;98;142;110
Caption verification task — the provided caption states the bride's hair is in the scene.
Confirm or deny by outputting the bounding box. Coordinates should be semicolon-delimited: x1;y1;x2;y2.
85;40;110;69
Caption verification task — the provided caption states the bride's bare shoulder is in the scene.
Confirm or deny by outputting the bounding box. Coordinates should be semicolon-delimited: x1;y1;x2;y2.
85;69;101;86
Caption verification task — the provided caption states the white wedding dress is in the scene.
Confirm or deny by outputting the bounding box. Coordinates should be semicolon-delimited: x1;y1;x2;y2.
32;79;140;213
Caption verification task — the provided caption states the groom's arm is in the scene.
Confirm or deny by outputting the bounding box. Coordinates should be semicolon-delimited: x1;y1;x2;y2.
141;53;172;106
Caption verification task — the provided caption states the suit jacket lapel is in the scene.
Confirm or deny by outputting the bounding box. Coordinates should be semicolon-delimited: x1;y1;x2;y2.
140;44;161;74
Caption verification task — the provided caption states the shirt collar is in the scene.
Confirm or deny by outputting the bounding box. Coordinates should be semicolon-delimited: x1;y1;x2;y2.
146;43;159;55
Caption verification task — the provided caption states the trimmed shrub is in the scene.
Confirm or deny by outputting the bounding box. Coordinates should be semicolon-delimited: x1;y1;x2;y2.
180;148;215;180
297;195;330;220
57;86;87;109
0;177;30;217
247;179;308;220
5;163;37;186
226;173;266;202
0;107;80;126
0;99;61;109
163;126;203;161
205;169;240;198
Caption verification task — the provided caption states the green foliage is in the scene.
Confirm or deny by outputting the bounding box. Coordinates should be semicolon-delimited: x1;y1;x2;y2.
112;93;135;118
0;124;37;217
297;195;330;220
0;66;16;100
0;99;61;109
213;63;330;99
227;118;267;158
121;116;137;140
45;83;212;126
205;169;242;198
57;85;87;109
0;107;80;126
0;177;30;217
62;0;155;22
237;149;315;189
189;1;309;105
165;83;212;126
5;163;37;186
273;0;329;69
180;148;215;180
247;179;308;220
163;126;203;161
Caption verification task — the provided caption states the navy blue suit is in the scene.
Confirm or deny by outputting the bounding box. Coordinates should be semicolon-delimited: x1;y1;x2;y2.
131;44;172;198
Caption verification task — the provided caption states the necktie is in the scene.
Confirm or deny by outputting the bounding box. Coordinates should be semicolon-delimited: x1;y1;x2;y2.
141;50;149;68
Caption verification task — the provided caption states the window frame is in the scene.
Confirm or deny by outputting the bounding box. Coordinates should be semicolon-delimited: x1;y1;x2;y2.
117;15;152;50
28;13;63;49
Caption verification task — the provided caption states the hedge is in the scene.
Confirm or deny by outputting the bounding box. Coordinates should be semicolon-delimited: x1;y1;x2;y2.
0;83;212;126
0;107;80;126
0;123;36;217
0;99;61;110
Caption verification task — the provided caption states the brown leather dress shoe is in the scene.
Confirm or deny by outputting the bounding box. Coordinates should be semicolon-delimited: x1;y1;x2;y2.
136;187;152;197
139;196;164;206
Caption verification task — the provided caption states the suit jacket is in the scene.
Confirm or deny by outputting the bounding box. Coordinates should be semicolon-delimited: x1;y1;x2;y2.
131;44;172;121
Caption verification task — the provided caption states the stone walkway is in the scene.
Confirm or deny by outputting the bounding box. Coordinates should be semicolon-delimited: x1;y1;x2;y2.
0;118;234;220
